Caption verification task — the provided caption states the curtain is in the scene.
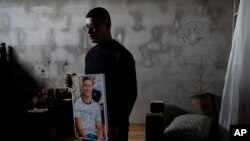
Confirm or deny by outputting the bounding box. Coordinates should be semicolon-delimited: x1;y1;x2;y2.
219;0;250;131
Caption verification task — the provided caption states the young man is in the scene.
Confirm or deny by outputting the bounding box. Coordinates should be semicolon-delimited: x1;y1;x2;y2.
66;7;137;141
84;7;137;141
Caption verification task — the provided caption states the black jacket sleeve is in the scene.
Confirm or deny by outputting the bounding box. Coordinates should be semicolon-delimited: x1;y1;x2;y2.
109;51;137;127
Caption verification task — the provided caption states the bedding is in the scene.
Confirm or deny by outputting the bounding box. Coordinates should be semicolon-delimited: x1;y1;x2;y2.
163;114;212;141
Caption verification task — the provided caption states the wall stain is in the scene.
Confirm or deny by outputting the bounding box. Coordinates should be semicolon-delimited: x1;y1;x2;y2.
195;0;224;25
46;28;56;46
0;13;11;34
15;27;26;44
138;26;168;67
173;11;183;28
37;56;51;87
114;27;126;45
181;55;218;94
162;55;183;80
176;21;204;46
155;0;169;13
208;7;224;25
61;14;72;32
129;10;145;32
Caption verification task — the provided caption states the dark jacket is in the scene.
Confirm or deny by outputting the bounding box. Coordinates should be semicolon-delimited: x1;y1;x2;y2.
85;39;137;128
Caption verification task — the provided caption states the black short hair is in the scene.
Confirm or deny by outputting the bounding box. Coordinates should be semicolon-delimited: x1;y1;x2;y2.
82;76;94;85
86;7;111;28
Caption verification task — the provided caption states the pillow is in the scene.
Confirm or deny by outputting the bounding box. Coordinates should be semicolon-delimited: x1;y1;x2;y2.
163;114;212;141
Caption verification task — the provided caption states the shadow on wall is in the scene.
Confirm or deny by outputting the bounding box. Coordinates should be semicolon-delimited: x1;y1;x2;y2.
1;42;43;140
0;42;42;111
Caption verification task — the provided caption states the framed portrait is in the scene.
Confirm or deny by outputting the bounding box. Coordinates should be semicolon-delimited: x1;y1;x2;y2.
71;73;108;141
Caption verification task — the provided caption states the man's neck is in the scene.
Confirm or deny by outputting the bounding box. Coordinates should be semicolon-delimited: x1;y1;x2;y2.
82;96;92;104
100;36;113;44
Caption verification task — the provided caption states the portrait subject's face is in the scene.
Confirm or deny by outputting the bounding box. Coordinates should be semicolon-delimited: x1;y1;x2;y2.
82;80;93;97
84;17;109;43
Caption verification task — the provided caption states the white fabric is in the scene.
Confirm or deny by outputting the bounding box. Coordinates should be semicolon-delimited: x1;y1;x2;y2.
219;0;250;131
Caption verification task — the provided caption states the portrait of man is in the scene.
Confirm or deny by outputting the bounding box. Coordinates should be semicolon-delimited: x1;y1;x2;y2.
72;74;107;141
